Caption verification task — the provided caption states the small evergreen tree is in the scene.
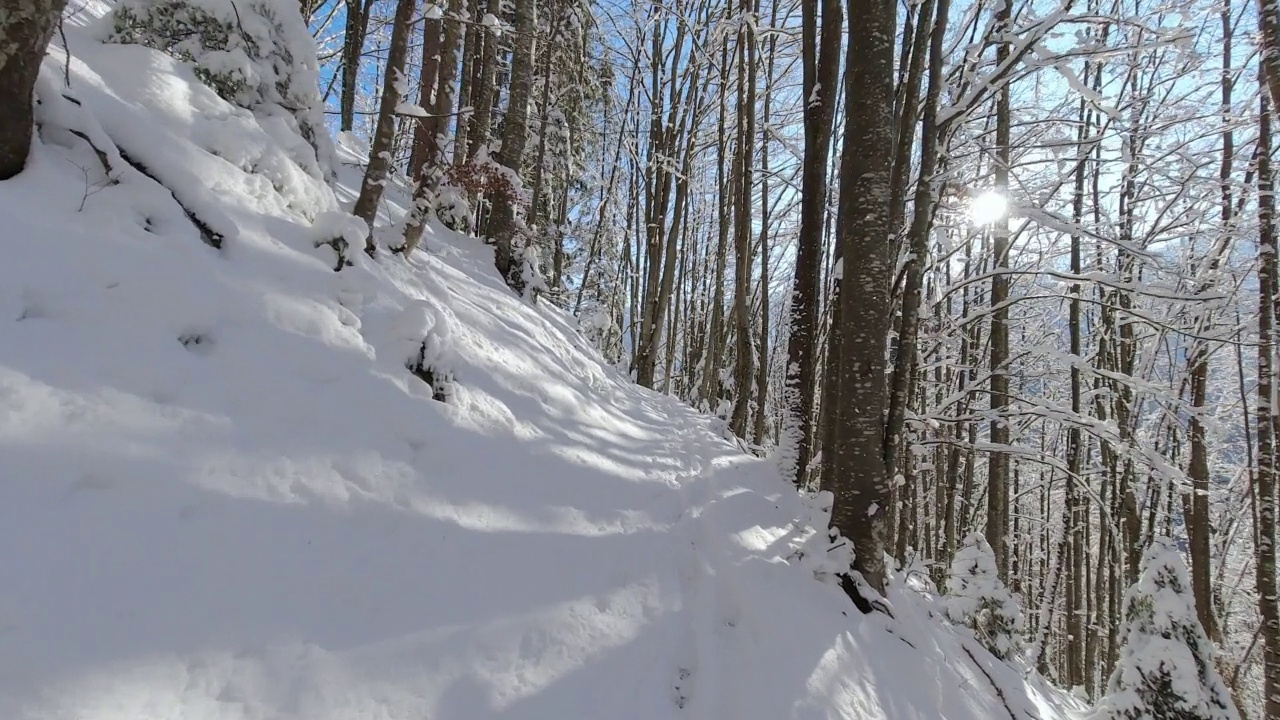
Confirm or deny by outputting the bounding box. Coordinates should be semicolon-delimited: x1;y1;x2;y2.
1097;538;1240;720
945;532;1023;661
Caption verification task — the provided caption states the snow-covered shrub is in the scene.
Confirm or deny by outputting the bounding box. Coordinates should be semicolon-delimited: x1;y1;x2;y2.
514;243;547;300
945;532;1023;661
103;0;335;179
433;185;472;234
393;301;454;403
309;211;368;271
578;306;622;363
444;149;527;209
1096;538;1239;720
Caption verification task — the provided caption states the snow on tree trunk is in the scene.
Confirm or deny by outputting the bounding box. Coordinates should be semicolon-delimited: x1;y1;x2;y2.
946;532;1023;661
1097;538;1240;720
0;0;68;180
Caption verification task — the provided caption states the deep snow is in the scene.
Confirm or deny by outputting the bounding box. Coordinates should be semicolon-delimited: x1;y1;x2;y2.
0;8;1086;719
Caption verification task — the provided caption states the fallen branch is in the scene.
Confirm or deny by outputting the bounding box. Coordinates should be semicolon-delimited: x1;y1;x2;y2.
117;149;224;249
960;643;1040;720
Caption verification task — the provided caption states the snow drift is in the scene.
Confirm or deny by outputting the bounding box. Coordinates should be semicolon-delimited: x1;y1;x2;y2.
0;7;1085;719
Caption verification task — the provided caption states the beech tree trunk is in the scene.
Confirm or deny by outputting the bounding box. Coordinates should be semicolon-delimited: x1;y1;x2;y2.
781;0;840;486
826;0;896;598
985;0;1012;581
1255;67;1280;720
350;0;416;251
401;0;461;256
488;0;537;284
0;0;67;180
729;0;757;438
339;0;370;133
466;0;502;160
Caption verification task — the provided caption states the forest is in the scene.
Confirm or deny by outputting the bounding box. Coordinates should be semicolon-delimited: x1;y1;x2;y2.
306;0;1280;710
1;0;1279;715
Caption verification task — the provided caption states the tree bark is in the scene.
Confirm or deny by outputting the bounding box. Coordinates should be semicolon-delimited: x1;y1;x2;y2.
409;9;445;180
781;0;840;486
339;0;370;133
0;0;68;180
488;0;537;283
401;0;461;256
1255;70;1280;720
729;0;757;438
826;0;896;598
985;0;1012;581
350;0;416;251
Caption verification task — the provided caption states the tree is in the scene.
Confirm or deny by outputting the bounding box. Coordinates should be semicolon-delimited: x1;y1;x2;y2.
0;0;69;180
489;0;538;286
946;532;1024;661
338;0;371;133
1253;64;1280;719
824;0;896;598
1098;538;1240;720
350;0;417;253
779;0;840;487
402;0;462;256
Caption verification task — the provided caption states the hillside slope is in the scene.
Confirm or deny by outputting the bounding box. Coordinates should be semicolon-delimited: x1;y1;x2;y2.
0;13;1085;719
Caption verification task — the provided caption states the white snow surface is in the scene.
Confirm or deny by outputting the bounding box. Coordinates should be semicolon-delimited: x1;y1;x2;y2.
0;18;1086;720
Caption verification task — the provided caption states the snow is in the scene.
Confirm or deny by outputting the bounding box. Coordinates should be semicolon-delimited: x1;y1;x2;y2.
945;533;1023;661
1097;539;1239;720
0;17;1088;720
396;102;430;117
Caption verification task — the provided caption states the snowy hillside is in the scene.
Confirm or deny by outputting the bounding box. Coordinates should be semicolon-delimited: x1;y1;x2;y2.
0;12;1084;719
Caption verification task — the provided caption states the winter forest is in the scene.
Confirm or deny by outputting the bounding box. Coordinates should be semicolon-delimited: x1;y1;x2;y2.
3;0;1280;714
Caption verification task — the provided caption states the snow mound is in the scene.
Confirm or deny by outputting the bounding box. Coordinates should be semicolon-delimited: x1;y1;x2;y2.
0;20;1085;720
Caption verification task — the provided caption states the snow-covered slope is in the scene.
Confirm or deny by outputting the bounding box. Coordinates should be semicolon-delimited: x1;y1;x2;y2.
0;13;1085;720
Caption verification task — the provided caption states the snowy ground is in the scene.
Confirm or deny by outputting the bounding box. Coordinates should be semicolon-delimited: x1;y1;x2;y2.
0;12;1087;719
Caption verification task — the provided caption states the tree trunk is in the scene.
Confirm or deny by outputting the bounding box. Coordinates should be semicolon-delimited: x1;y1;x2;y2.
350;0;416;251
489;0;537;284
466;0;502;160
1255;71;1280;720
729;0;757;438
339;0;370;133
782;0;840;486
826;0;896;598
401;0;461;256
985;0;1012;581
409;10;445;180
884;0;945;481
0;0;68;180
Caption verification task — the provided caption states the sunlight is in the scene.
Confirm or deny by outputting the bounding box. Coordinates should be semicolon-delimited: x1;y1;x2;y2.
969;190;1008;226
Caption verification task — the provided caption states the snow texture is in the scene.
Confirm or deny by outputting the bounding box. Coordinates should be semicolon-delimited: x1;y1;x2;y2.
0;14;1087;720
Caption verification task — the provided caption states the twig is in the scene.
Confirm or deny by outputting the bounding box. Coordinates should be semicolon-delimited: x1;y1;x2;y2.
58;18;71;88
66;128;115;176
